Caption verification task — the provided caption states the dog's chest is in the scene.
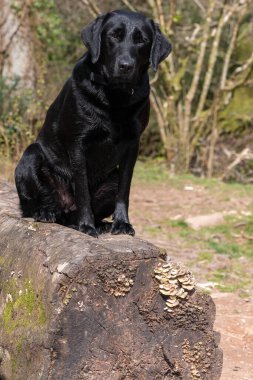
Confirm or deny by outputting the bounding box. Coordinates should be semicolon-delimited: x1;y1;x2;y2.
85;120;133;178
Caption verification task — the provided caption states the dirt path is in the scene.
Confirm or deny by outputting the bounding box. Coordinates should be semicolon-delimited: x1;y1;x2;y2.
130;179;253;380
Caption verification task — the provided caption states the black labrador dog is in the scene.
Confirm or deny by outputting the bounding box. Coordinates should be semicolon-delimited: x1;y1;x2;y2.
15;10;171;237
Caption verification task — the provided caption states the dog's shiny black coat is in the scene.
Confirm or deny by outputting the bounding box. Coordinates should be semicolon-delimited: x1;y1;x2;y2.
15;10;171;237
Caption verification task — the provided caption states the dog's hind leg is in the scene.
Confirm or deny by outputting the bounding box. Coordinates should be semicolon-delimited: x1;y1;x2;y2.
15;142;64;223
91;170;119;233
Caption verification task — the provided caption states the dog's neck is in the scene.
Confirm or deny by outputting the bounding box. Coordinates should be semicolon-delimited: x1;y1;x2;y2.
89;71;135;96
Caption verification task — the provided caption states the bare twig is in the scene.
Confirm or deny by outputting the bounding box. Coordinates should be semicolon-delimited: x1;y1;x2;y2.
207;94;219;177
192;0;206;13
185;0;216;108
154;0;165;31
181;0;216;168
220;18;240;89
166;0;176;35
150;89;169;153
222;148;253;179
121;0;137;12
147;0;159;23
242;232;253;241
150;70;159;85
195;3;237;119
224;52;253;91
80;0;101;17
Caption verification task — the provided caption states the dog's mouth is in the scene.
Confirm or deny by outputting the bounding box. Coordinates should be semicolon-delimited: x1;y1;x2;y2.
110;78;133;85
108;74;137;86
100;64;138;87
107;80;136;94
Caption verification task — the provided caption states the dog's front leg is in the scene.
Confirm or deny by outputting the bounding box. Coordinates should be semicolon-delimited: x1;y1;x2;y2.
111;141;139;236
72;152;98;237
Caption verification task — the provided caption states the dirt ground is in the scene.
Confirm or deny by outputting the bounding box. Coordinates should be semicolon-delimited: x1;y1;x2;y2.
130;175;253;380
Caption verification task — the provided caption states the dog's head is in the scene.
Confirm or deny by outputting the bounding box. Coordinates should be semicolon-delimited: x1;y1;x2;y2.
81;10;172;86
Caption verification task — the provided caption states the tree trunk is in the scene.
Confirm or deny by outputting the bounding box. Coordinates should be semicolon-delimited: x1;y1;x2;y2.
0;182;223;380
0;0;35;88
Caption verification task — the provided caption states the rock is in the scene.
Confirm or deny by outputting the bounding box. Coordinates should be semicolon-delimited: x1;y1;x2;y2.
186;213;225;230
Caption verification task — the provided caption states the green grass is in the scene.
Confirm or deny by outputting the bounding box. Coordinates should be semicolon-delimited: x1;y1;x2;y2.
133;159;170;183
208;263;252;294
143;225;162;236
207;240;241;258
163;215;253;260
198;251;214;263
164;219;192;238
154;213;253;260
134;159;253;196
168;219;189;228
200;216;253;260
244;218;253;234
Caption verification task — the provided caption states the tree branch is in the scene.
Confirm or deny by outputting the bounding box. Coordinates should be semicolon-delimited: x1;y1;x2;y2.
185;0;216;112
147;0;159;23
192;0;206;13
220;18;240;89
224;52;253;91
80;0;101;17
166;0;176;35
194;3;237;119
154;0;165;31
121;0;137;12
150;89;169;151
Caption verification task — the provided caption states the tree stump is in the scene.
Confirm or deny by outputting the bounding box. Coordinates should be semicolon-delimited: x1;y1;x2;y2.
0;182;222;380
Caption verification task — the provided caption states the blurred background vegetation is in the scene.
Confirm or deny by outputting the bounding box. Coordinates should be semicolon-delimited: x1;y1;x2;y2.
0;0;253;180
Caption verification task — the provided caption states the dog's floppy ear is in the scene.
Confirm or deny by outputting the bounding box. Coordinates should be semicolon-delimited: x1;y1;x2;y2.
81;14;108;64
150;21;172;72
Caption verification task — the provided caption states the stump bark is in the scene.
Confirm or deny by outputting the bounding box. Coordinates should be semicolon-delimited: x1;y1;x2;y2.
0;182;222;380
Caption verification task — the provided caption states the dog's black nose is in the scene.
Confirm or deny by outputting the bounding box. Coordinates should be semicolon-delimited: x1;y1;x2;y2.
119;60;134;73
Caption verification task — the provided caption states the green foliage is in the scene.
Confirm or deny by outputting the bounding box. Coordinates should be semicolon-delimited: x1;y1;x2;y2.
10;0;22;13
0;1;70;160
32;0;67;63
0;77;33;158
0;76;46;158
234;21;253;62
219;87;253;132
139;116;164;158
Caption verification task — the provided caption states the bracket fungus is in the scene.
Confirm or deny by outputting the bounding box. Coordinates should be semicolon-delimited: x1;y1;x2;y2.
105;273;134;297
154;262;196;312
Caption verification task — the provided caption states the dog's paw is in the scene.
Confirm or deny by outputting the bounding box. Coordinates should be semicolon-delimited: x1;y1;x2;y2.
78;223;98;238
111;220;135;236
96;221;112;234
34;210;57;223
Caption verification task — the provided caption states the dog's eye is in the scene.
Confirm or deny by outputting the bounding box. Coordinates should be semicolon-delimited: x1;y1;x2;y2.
133;31;145;44
110;28;124;41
